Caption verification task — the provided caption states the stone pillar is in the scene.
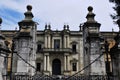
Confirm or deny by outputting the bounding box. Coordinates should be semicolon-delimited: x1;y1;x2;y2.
83;6;106;75
67;36;70;48
64;36;66;48
66;36;68;48
64;53;70;75
44;55;47;71
15;5;37;75
48;36;51;48
44;53;50;75
45;36;48;48
47;55;50;71
64;35;70;48
64;55;66;71
67;55;70;71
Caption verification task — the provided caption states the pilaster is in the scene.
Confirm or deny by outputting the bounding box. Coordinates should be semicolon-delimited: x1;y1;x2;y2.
43;53;50;75
64;53;70;75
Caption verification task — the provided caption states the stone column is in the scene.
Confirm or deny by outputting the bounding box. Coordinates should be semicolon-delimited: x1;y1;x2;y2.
64;53;69;71
64;55;66;71
47;55;50;71
48;36;51;48
66;36;70;48
45;36;47;48
67;55;70;71
66;36;68;48
45;36;48;48
44;55;46;71
64;53;70;75
65;54;70;71
44;53;50;75
64;36;66;48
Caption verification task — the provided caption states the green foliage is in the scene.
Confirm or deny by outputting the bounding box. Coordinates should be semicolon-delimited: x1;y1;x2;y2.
109;0;120;26
109;0;120;4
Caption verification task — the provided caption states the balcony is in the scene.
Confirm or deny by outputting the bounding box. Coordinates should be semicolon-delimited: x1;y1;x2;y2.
38;48;72;53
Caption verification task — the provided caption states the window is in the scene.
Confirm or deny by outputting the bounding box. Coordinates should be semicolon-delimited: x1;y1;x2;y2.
37;44;42;52
36;63;41;71
72;63;77;71
72;44;76;52
54;39;60;49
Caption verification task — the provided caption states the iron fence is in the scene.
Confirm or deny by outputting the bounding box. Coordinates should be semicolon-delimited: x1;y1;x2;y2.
65;75;116;80
3;75;116;80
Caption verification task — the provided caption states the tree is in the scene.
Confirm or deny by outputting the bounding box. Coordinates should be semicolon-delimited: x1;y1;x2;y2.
109;0;120;28
109;1;120;80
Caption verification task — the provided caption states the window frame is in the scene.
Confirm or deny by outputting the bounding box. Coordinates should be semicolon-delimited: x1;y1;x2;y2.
37;44;42;52
72;44;77;52
54;39;60;49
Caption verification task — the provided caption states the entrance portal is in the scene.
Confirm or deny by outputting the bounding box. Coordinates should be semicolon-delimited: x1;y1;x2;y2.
52;59;61;75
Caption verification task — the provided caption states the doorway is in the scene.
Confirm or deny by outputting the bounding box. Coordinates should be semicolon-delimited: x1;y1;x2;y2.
52;59;61;75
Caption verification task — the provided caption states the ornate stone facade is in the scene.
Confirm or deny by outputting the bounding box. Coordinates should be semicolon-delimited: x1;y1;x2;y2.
36;25;83;75
0;5;119;77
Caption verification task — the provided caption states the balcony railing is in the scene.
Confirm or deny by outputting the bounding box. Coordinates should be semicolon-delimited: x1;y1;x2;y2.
38;48;73;53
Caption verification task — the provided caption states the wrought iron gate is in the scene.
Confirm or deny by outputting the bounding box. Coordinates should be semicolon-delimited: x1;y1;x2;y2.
3;74;116;80
4;74;55;80
65;75;115;80
14;75;54;80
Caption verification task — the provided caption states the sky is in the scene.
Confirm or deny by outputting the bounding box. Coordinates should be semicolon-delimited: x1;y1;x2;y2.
0;0;119;31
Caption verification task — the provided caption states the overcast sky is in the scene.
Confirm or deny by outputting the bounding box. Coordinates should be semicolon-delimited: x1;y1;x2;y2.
0;0;119;31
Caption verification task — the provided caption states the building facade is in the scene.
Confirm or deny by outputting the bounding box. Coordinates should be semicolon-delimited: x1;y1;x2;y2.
0;5;118;77
35;24;83;75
